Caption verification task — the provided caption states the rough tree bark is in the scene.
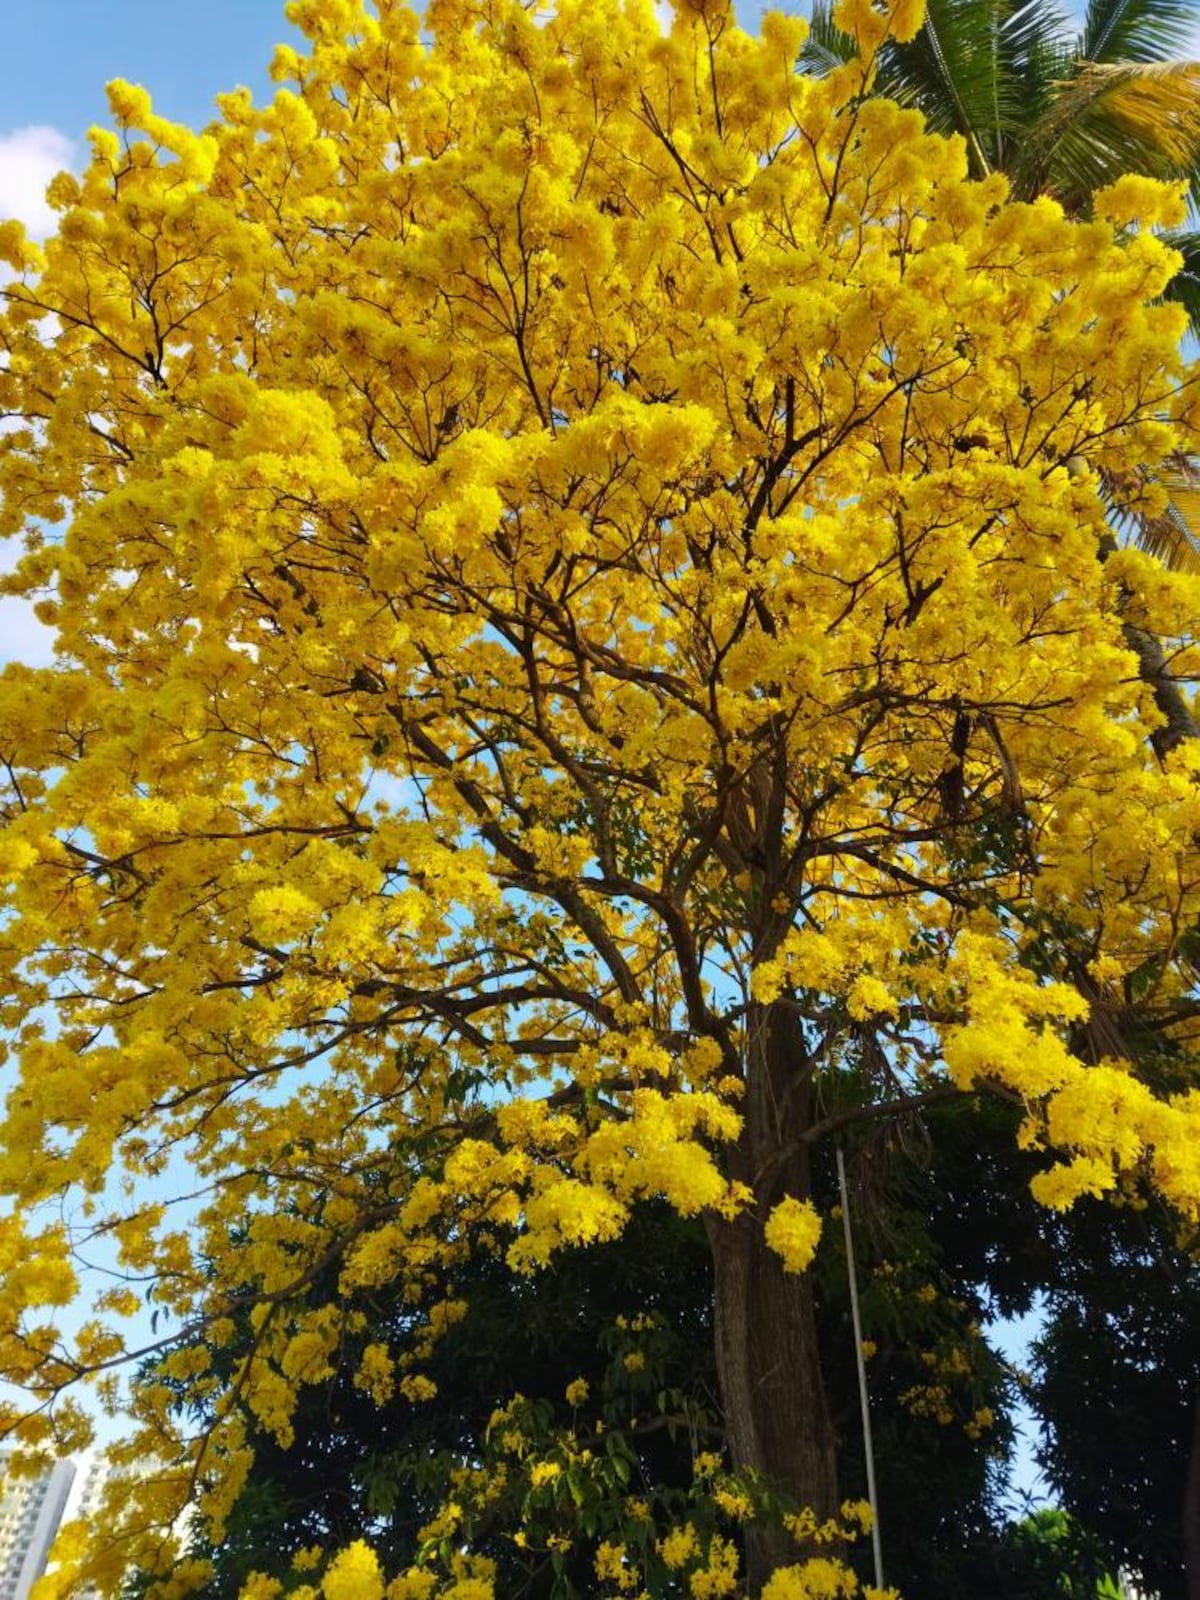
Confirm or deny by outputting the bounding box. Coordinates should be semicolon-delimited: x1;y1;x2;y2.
709;1212;840;1587
1097;522;1198;759
707;1000;840;1591
1123;619;1199;759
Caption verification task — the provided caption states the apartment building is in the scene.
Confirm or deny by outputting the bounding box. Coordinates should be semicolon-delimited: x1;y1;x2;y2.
0;1456;76;1600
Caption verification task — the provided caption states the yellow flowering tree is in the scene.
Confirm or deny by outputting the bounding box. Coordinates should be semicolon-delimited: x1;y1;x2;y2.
1;0;1199;1592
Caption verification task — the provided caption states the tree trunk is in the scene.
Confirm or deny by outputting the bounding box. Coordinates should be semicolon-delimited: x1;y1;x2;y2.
1122;618;1199;760
1096;525;1198;760
706;999;840;1591
708;1210;840;1588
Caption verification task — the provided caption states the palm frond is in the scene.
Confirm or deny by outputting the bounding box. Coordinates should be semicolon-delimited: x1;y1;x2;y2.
998;0;1077;153
1078;0;1197;65
1105;461;1200;579
802;0;1200;252
1016;59;1200;201
1134;459;1200;573
799;1;862;75
861;0;1081;174
1099;58;1200;161
869;0;1019;171
1001;0;1075;67
1134;502;1200;571
1158;226;1200;334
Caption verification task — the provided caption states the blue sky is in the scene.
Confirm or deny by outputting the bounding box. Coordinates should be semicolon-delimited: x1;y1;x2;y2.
2;0;786;139
3;0;297;135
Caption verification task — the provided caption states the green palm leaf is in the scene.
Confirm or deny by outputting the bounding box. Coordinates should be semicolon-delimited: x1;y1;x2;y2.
800;1;861;75
999;0;1076;160
1078;0;1196;64
1144;462;1200;573
1159;225;1200;331
1107;459;1200;573
1014;59;1200;202
873;0;1010;165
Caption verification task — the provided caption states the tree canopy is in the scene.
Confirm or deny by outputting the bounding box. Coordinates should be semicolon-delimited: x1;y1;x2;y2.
1;0;1199;1596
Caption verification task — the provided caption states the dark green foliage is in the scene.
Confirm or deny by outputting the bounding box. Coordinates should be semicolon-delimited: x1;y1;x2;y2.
150;1205;718;1597
1031;1199;1200;1600
897;1099;1200;1599
143;1100;1197;1598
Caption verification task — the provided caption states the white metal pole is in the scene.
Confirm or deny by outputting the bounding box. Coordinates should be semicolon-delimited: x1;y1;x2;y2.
837;1144;885;1591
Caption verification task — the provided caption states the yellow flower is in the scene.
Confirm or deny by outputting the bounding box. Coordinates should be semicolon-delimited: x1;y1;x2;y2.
238;1577;283;1600
595;1540;637;1587
846;975;898;1020
2;0;1198;1581
659;1524;699;1569
322;1541;384;1600
764;1196;823;1275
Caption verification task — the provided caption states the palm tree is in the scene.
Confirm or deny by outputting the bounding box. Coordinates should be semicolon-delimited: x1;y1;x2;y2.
803;0;1200;227
804;0;1200;732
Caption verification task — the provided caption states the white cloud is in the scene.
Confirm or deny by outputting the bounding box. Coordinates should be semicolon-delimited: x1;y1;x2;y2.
0;126;75;239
